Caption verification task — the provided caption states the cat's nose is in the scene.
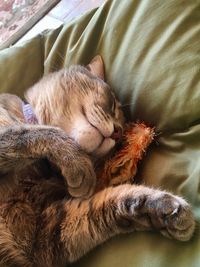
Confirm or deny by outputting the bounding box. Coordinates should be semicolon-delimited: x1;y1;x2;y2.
111;126;123;142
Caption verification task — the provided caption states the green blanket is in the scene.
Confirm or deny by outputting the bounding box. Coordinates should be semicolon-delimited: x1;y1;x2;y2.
1;0;200;266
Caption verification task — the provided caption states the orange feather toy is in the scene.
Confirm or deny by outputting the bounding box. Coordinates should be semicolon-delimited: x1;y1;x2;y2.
96;122;155;191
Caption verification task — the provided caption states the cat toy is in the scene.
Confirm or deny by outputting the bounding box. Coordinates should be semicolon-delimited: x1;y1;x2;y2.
96;122;155;191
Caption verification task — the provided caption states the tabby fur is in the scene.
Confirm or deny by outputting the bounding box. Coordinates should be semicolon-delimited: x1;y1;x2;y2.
0;56;195;267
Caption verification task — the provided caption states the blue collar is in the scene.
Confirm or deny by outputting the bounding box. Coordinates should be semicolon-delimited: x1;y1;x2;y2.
22;103;38;124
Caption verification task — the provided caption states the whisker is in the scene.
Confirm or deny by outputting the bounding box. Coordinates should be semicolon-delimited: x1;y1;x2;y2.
49;65;60;72
48;51;66;72
55;51;66;64
121;102;135;107
155;131;162;137
155;140;160;146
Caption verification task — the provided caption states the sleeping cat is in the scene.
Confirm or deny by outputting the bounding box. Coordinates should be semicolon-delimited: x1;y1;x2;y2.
0;56;195;267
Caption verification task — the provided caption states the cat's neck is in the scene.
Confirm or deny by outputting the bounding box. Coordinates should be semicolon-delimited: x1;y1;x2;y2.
25;97;52;126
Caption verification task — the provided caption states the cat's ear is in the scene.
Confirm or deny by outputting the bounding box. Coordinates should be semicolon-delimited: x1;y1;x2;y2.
86;55;105;80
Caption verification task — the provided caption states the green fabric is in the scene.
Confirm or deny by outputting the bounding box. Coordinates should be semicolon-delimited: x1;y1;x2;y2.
1;0;200;266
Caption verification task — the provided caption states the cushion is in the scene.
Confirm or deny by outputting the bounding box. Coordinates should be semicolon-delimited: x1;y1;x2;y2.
0;0;200;266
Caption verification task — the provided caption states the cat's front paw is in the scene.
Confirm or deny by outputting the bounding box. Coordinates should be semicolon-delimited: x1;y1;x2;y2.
149;193;195;241
61;153;96;199
117;188;195;241
48;132;97;199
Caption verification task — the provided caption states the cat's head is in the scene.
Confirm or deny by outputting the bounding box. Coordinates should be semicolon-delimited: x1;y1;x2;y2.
25;56;124;157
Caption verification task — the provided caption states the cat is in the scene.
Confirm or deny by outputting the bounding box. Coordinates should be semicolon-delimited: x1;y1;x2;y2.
0;55;195;267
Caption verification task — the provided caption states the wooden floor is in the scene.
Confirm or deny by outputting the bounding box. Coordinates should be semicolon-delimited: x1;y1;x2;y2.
18;0;105;44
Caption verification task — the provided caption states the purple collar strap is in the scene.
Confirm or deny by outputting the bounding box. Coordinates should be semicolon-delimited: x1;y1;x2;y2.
22;103;38;124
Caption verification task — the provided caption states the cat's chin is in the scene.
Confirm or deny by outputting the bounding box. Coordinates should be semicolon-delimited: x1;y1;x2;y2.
93;137;115;157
